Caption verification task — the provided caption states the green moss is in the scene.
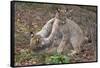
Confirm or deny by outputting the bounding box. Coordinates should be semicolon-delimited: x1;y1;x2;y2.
45;54;70;64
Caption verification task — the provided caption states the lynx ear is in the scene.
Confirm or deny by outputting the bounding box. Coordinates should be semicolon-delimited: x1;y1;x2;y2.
57;8;61;13
68;9;73;14
64;10;67;13
66;9;73;15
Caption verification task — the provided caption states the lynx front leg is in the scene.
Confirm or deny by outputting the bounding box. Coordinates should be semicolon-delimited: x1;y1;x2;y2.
36;18;55;38
57;35;69;54
40;18;60;46
47;18;60;41
57;40;66;54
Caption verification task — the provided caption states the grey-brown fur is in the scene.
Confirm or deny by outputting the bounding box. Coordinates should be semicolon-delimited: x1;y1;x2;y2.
31;9;86;55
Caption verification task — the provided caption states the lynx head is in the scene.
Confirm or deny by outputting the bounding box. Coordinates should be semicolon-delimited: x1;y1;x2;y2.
30;32;42;49
55;8;73;19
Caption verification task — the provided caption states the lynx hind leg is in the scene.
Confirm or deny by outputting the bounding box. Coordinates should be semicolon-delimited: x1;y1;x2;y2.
69;36;83;56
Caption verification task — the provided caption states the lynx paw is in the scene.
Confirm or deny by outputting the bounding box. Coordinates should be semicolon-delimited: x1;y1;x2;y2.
68;50;77;56
57;48;63;54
